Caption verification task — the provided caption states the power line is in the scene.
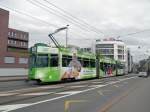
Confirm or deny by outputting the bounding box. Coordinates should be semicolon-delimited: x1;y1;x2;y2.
26;0;105;37
42;0;105;35
0;4;98;41
118;29;150;38
0;4;59;28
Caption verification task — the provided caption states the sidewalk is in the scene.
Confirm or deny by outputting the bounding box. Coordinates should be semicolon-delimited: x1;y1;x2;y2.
0;76;27;82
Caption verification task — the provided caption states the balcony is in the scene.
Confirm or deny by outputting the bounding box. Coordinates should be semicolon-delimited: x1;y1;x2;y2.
8;34;28;42
7;43;28;49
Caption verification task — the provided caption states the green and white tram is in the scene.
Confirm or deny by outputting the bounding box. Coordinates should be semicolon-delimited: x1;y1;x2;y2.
99;57;117;78
28;43;126;83
28;43;97;82
116;61;126;75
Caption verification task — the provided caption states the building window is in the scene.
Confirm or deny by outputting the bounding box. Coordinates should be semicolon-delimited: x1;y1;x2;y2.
19;58;28;64
14;41;17;44
8;40;17;45
4;57;15;64
20;34;23;39
8;31;11;36
23;42;26;46
14;32;17;37
20;42;23;46
20;42;27;47
11;32;14;37
8;40;11;44
23;34;26;39
96;44;114;48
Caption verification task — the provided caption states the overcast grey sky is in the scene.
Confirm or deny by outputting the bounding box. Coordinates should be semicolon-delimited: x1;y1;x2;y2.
0;0;150;62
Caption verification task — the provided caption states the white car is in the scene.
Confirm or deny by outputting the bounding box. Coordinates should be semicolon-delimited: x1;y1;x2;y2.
138;72;148;77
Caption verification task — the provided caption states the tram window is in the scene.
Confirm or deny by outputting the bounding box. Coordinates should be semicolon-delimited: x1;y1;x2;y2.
29;55;36;67
101;63;108;71
100;63;104;70
112;64;115;70
119;64;125;69
36;54;48;67
62;55;72;67
78;57;83;66
83;58;90;67
67;56;72;65
90;59;95;67
50;54;58;67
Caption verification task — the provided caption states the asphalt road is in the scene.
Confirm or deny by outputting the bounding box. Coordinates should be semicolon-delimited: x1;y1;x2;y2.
0;74;148;112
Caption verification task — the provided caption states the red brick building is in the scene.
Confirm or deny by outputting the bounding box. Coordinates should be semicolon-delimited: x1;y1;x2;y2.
0;8;29;69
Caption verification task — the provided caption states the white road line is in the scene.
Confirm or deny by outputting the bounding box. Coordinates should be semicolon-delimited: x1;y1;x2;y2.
0;93;17;97
56;91;82;95
0;86;64;94
113;85;119;88
108;81;117;84
0;104;32;112
20;92;54;96
92;82;103;84
89;85;106;88
69;85;87;88
0;76;137;112
97;91;104;96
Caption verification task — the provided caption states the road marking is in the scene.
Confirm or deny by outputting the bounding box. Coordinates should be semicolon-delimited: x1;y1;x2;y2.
0;93;17;97
109;81;116;84
97;91;104;96
69;85;86;88
0;85;64;94
64;100;87;112
90;85;105;88
56;91;82;95
113;85;119;88
92;82;103;84
0;104;32;112
97;90;112;96
99;82;139;112
20;92;54;96
0;76;137;112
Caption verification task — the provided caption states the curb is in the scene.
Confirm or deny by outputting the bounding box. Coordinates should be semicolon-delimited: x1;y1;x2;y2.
0;76;27;82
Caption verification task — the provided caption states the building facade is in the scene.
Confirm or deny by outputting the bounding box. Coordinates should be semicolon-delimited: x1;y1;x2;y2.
95;38;128;73
95;38;127;62
0;8;29;69
127;49;133;73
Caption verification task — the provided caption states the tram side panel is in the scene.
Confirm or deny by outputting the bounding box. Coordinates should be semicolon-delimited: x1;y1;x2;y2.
99;62;117;78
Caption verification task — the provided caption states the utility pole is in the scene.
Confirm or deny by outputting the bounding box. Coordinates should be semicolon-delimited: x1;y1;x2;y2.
147;57;150;77
66;25;69;48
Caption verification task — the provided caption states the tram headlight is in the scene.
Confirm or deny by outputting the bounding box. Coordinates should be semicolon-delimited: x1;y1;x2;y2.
36;72;44;79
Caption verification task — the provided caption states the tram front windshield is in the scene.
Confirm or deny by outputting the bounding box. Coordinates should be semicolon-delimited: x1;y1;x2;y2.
29;54;48;68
